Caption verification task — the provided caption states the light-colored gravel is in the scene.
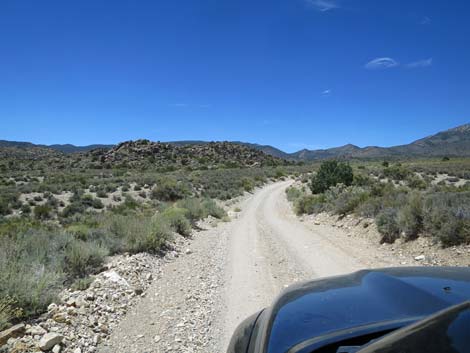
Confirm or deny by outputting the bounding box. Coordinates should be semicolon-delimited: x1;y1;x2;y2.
7;180;467;353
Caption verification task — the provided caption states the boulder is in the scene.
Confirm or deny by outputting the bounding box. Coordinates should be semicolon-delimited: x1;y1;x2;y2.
39;332;64;351
0;324;25;346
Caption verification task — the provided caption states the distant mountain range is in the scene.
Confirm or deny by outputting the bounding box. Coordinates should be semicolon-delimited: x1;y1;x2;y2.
1;123;469;161
0;140;113;154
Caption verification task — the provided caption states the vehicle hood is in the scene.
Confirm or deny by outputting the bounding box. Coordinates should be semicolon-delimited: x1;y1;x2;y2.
261;267;470;353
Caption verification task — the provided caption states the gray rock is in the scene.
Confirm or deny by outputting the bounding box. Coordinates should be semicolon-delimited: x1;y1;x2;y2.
39;332;64;351
0;324;25;346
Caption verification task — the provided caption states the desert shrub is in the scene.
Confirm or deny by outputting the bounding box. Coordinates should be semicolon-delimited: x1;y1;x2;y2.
106;214;171;254
325;185;370;215
71;277;94;291
0;231;66;318
0;198;12;216
133;184;142;191
63;239;108;278
20;203;31;215
60;202;86;218
33;195;43;202
34;204;52;220
177;198;206;223
310;161;353;194
274;168;286;178
285;186;302;202
161;207;191;236
382;161;389;167
397;192;423;240
139;191;147;198
295;194;326;215
383;165;410;181
406;175;428;190
239;177;255;192
376;208;400;243
151;178;188;201
96;190;108;198
423;192;470;246
0;296;23;330
81;194;104;209
202;199;226;219
109;195;139;215
66;223;92;241
352;174;374;187
46;196;59;208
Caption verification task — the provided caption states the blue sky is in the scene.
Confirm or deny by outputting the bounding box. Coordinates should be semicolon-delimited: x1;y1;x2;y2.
1;0;469;152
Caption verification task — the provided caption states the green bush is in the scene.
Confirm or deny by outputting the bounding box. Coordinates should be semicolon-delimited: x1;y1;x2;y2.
161;207;192;236
325;185;370;215
0;296;23;331
310;161;353;194
177;198;206;223
285;186;302;202
423;192;470;246
151;178;188;201
397;192;423;240
376;208;400;243
294;194;326;215
96;190;108;198
71;277;94;291
239;177;255;192
202;199;226;219
64;239;108;278
21;203;31;215
406;175;428;190
0;231;66;318
34;204;52;220
81;194;104;209
383;165;410;181
106;214;171;254
0;199;12;216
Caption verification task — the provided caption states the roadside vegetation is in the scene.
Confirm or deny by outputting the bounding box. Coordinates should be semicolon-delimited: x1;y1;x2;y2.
0;155;307;331
287;159;470;247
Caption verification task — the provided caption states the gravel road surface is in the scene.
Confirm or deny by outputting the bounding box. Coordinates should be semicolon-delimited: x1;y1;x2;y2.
98;181;392;353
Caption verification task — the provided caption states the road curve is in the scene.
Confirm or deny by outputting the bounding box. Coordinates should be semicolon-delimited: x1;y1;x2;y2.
223;181;367;348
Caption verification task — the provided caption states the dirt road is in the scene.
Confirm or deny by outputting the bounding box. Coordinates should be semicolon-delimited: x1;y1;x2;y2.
99;181;391;353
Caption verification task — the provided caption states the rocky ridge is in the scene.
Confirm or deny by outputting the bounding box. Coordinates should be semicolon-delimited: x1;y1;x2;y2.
87;140;286;169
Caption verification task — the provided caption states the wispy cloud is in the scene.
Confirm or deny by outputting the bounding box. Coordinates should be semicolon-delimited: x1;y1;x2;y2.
406;58;433;68
306;0;339;12
420;16;431;25
364;57;399;70
321;89;332;96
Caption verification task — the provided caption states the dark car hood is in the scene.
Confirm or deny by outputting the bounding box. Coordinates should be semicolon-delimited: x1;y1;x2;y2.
259;267;470;353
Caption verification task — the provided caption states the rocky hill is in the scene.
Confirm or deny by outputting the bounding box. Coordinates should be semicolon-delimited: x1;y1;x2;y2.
85;140;285;169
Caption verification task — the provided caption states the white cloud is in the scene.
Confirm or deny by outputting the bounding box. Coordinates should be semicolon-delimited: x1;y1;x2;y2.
406;58;433;68
306;0;339;12
364;57;399;70
321;89;332;96
420;16;431;25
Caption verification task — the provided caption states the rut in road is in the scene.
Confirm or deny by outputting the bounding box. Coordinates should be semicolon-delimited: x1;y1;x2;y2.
98;181;390;353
